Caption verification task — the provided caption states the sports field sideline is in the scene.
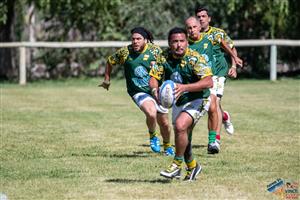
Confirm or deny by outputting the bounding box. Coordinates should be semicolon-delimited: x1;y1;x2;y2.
1;78;299;199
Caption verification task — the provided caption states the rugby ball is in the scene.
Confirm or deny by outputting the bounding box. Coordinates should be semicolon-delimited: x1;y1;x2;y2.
159;80;176;108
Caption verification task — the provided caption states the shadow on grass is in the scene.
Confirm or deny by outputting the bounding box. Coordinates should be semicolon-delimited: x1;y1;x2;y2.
71;151;159;158
105;178;172;184
139;144;206;149
102;151;152;158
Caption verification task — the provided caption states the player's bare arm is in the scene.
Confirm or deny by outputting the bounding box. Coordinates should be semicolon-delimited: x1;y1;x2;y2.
99;62;112;90
220;39;243;68
174;76;213;98
149;76;159;101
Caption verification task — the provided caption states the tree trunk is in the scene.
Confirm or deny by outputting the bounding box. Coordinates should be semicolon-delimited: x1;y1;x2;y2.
0;0;16;80
26;2;36;79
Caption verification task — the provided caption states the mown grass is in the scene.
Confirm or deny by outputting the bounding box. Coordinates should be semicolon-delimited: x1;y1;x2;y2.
1;78;299;199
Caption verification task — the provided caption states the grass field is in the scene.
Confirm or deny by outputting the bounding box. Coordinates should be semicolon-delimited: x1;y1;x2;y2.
1;78;299;200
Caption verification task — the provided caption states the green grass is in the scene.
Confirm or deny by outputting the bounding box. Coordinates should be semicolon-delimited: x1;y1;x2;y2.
1;78;299;199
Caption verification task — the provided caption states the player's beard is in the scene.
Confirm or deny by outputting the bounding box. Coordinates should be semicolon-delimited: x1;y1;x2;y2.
133;43;146;52
173;47;186;57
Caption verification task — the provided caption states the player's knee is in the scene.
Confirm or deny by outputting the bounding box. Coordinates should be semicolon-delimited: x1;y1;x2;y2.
158;119;169;129
147;111;157;121
174;122;187;135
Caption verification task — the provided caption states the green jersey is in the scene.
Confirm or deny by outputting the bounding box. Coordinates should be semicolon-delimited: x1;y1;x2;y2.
188;34;214;72
150;47;212;106
201;26;234;77
108;43;162;97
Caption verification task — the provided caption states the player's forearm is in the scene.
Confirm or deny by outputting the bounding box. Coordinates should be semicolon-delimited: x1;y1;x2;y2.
104;62;112;81
231;47;238;67
149;76;159;98
149;77;159;90
221;40;237;59
183;76;213;92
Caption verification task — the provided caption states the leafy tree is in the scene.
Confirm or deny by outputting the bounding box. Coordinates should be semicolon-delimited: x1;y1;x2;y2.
0;0;299;80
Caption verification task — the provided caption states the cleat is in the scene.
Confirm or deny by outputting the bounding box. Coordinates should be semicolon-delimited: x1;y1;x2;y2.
150;136;160;153
164;146;175;156
207;141;220;154
183;163;202;181
223;111;234;135
160;163;181;179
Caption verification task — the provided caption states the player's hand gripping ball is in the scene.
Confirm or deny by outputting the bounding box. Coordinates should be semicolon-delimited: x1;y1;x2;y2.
159;80;176;108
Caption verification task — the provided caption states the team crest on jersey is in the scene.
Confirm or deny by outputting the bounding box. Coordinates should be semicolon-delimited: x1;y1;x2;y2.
143;54;149;61
204;43;208;49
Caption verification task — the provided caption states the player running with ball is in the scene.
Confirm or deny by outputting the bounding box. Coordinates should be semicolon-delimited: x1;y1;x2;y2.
149;27;213;181
99;27;174;156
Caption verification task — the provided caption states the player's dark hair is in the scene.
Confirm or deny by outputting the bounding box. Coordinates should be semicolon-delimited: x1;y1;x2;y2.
131;27;154;43
167;27;187;42
194;6;210;16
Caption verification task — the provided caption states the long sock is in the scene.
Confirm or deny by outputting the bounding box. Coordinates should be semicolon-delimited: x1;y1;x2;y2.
216;134;220;141
163;141;171;150
186;158;197;169
149;130;157;139
223;112;229;121
173;156;183;167
208;130;217;144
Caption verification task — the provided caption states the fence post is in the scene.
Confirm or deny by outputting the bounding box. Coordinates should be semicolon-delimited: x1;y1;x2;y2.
270;44;277;81
19;46;26;85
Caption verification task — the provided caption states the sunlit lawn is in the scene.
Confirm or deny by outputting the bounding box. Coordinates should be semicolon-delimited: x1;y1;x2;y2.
1;78;299;199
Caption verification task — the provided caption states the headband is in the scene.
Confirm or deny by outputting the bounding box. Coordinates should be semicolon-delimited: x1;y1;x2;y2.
131;27;149;40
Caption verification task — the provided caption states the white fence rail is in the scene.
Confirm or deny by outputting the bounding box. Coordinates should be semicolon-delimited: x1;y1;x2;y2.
1;39;300;85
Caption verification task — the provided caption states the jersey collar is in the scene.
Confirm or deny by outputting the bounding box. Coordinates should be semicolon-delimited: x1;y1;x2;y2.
205;26;213;35
188;34;203;44
140;43;148;54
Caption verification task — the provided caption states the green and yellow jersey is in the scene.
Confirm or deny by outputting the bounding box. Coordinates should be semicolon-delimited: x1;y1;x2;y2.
150;47;212;106
108;43;161;97
188;34;214;71
201;26;234;77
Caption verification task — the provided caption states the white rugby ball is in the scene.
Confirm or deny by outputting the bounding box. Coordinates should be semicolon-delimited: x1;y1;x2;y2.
159;80;176;108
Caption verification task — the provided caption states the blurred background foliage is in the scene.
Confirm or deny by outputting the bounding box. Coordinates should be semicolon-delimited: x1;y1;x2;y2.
0;0;299;81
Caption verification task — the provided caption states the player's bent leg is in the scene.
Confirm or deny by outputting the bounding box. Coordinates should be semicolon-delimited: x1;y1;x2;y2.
140;100;161;153
207;97;222;154
157;113;174;156
207;94;219;154
161;112;192;179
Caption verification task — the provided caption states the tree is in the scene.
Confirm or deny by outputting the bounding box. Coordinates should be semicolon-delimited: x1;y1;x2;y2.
0;0;16;80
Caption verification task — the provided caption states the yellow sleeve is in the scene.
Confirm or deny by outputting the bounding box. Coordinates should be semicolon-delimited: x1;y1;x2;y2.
193;54;213;79
149;54;166;81
107;46;129;65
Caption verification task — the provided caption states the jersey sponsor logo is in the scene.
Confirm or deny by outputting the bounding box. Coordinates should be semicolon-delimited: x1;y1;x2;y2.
170;71;183;84
133;66;150;88
143;54;149;61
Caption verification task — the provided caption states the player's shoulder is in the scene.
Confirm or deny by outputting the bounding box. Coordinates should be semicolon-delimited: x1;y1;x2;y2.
186;47;201;58
148;43;161;50
116;45;130;54
211;26;227;35
111;45;130;61
147;43;163;55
